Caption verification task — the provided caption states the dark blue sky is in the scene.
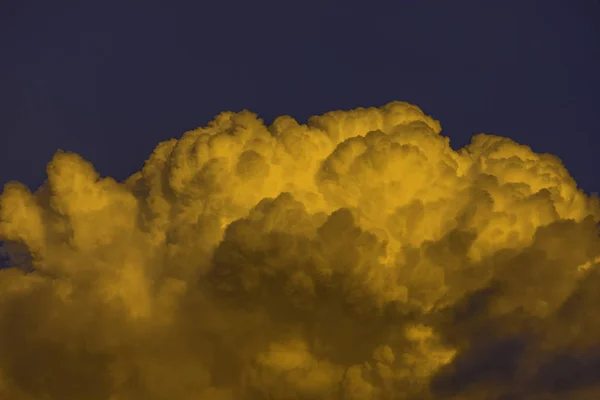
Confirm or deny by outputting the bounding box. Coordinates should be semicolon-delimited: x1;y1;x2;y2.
2;0;599;194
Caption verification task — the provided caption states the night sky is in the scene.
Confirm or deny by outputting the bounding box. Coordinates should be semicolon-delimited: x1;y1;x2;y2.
2;1;599;193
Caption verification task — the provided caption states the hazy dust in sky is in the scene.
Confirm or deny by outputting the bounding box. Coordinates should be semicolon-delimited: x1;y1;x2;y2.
1;102;599;399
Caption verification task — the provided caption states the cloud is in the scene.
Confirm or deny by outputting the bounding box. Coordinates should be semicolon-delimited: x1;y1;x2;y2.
1;101;599;399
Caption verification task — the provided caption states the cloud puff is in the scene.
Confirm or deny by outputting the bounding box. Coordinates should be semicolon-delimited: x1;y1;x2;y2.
1;101;599;399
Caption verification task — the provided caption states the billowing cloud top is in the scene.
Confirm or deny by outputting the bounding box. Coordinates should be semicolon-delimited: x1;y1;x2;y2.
1;101;599;399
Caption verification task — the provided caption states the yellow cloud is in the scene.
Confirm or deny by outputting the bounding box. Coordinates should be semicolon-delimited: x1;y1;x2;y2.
1;101;599;399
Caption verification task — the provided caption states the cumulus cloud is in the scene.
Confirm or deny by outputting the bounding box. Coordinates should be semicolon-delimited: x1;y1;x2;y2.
1;101;599;399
